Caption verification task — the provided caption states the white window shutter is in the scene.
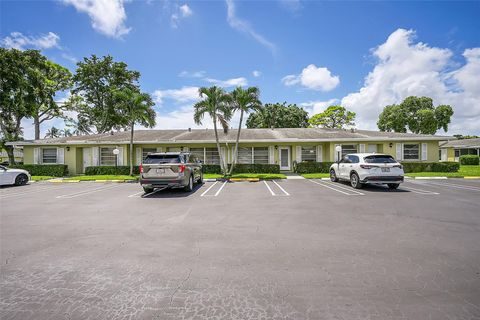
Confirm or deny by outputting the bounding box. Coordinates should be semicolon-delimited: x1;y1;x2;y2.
359;144;366;153
421;143;428;161
268;146;275;164
136;147;142;165
156;147;163;152
368;144;378;153
92;147;99;166
117;147;124;165
334;144;340;162
396;143;403;161
296;146;302;162
33;147;40;164
183;146;189;152
316;145;323;162
56;147;65;164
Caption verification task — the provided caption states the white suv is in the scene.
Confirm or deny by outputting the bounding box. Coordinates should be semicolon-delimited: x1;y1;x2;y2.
329;153;404;189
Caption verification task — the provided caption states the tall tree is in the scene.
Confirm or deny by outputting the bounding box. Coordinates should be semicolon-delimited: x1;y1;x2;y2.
114;88;156;175
67;55;140;134
26;51;72;139
377;96;454;134
228;86;262;175
308;105;356;129
246;102;308;128
0;48;37;164
45;126;62;139
193;86;232;174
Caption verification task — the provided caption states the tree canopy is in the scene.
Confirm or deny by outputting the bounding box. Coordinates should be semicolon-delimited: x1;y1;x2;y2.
308;105;356;129
377;96;454;134
246;102;309;128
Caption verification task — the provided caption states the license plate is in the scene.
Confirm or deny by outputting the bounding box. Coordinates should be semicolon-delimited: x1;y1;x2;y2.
156;169;165;174
381;168;390;172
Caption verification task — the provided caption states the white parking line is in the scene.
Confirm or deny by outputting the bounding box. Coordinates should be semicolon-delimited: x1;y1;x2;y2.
200;181;218;197
56;184;121;199
423;182;480;192
401;185;439;195
272;180;290;196
141;187;168;198
214;181;227;196
0;185;70;199
128;190;145;198
263;181;276;196
309;180;364;196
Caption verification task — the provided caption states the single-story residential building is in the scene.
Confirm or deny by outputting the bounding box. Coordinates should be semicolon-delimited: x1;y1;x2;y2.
439;138;480;162
9;128;452;174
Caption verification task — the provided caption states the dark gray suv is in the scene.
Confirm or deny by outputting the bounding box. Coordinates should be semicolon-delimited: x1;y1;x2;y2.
140;152;203;193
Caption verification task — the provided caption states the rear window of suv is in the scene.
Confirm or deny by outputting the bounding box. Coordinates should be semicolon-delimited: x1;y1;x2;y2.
143;154;182;164
364;155;396;163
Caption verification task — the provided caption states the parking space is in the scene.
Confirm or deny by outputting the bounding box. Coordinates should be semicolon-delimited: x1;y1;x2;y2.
1;178;479;319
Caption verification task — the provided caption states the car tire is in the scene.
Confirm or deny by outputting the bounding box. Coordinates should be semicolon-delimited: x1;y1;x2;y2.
350;172;363;189
14;174;28;186
143;186;154;194
184;175;193;192
388;183;400;190
330;169;338;182
198;172;203;184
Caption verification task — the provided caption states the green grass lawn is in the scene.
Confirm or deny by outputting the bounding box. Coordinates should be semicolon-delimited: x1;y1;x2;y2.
300;173;330;179
203;173;286;179
203;173;223;179
31;176;55;181
406;165;480;177
64;175;139;181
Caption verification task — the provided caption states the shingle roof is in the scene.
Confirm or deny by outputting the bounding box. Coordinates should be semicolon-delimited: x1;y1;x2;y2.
440;138;480;148
9;128;453;145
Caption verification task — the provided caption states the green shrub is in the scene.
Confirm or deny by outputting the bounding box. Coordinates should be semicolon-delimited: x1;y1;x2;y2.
294;161;335;174
231;164;280;174
400;162;459;173
459;155;480;165
85;166;140;175
202;165;222;174
10;164;68;177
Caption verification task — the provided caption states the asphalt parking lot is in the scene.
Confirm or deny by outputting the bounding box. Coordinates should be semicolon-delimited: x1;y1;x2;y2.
1;178;480;320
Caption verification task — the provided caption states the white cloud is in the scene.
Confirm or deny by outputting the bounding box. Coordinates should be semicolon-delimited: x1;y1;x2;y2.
252;70;262;77
153;86;200;106
205;77;248;87
282;64;340;91
171;3;193;28
225;0;276;55
63;0;130;38
178;70;206;78
61;53;78;64
340;28;480;134
299;99;339;115
1;32;60;50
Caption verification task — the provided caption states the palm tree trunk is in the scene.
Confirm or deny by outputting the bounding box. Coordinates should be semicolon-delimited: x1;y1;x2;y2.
34;115;40;140
228;110;244;175
129;121;134;176
213;115;226;175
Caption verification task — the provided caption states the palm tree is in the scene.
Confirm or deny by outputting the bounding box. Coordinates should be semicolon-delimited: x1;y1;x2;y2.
193;86;232;174
228;87;262;175
115;88;156;175
45;126;62;139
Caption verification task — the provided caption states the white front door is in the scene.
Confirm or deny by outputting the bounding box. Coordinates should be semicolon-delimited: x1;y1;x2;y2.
440;149;447;161
279;147;291;170
83;148;92;173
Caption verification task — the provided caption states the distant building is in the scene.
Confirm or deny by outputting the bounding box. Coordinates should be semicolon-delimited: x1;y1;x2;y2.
440;138;480;162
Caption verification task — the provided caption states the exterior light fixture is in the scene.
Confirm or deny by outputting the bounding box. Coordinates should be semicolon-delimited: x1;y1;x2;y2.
389;143;393;148
113;148;120;167
335;145;342;163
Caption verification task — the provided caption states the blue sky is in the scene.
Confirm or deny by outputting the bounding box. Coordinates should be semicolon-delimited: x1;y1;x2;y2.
1;0;480;138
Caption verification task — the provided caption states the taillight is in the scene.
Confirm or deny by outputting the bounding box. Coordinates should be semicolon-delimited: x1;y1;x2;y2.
360;164;378;169
139;164;143;173
393;164;403;169
178;164;186;173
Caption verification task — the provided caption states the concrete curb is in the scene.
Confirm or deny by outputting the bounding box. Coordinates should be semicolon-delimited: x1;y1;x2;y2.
229;178;260;182
45;179;138;183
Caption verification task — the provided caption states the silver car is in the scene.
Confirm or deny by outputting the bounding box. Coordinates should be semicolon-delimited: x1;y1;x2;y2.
139;152;203;193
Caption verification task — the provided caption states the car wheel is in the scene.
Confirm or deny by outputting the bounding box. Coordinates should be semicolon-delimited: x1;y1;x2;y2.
143;186;154;194
184;175;193;192
14;174;29;186
388;183;400;190
350;172;363;189
198;172;203;184
330;169;338;182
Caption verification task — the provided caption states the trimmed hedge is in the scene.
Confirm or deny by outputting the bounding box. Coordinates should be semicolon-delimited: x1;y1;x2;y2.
460;155;480;165
202;164;280;174
85;166;140;175
202;164;222;174
294;161;335;174
10;164;68;177
400;162;459;173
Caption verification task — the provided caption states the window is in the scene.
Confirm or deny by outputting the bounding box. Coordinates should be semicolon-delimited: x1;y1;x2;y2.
347;155;360;163
42;148;57;164
100;147;116;166
456;148;478;156
143;154;181;164
190;148;204;162
364;155;396;163
253;147;269;164
205;148;220;164
238;147;253;164
301;146;316;162
142;148;157;161
403;144;419;160
341;144;357;157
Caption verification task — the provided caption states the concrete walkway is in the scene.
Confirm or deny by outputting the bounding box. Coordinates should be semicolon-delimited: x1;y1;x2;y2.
283;172;305;179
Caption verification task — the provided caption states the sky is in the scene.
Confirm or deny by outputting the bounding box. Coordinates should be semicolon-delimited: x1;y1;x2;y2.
1;0;480;139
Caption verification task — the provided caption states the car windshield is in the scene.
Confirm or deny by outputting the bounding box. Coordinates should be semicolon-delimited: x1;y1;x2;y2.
364;155;396;163
143;154;182;164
